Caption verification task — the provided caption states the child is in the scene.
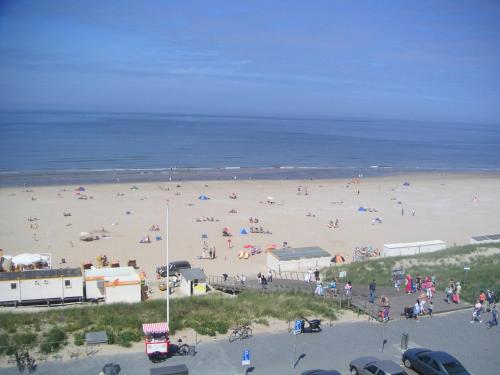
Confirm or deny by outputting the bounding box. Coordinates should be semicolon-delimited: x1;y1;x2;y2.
428;301;433;317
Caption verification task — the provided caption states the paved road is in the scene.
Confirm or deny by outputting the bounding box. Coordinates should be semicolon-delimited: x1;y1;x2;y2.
0;310;497;375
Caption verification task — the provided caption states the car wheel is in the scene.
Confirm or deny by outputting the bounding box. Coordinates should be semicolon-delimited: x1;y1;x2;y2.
350;367;359;375
403;358;412;368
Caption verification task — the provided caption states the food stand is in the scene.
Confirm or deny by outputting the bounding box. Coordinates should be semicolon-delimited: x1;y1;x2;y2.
143;322;170;362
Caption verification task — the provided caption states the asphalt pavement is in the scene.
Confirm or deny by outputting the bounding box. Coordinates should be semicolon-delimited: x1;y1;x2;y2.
0;309;497;375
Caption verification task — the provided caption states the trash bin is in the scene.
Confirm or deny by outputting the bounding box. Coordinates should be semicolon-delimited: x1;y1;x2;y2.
401;333;409;350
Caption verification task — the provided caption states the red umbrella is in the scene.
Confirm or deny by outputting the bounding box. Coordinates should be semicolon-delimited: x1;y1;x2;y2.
244;244;253;248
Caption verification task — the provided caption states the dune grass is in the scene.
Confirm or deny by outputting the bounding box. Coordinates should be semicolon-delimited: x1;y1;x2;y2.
0;290;336;356
323;243;500;303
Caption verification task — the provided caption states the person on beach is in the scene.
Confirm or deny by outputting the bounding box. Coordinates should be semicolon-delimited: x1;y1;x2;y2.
428;301;433;317
471;301;482;323
314;269;320;282
487;304;498;328
257;272;262;283
401;208;404;215
344;281;352;298
330;279;337;296
405;274;412;294
445;285;453;304
222;273;228;282
369;279;376;303
241;274;246;285
414;300;421;319
267;270;273;283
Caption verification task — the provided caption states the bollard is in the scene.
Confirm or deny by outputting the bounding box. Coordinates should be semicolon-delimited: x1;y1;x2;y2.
401;333;409;350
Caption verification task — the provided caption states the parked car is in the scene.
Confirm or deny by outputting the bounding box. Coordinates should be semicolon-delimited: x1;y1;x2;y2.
349;356;407;375
301;371;341;375
156;261;191;277
402;348;471;375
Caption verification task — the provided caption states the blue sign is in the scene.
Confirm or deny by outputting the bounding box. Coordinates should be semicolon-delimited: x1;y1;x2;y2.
242;349;251;366
294;319;302;335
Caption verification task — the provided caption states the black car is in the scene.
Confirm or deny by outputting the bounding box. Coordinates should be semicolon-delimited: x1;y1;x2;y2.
156;261;191;277
402;348;470;375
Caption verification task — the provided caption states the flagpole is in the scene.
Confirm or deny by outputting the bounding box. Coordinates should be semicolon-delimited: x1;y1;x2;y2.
167;203;170;324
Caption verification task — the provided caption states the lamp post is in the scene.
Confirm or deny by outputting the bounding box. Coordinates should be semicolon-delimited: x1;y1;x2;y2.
166;204;170;324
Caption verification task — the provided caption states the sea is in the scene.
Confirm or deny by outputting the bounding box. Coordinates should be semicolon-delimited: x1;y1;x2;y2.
0;111;499;186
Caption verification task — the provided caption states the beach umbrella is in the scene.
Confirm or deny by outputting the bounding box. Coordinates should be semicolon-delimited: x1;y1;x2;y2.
240;228;249;235
223;226;231;232
75;186;86;192
331;254;345;264
198;195;209;200
243;244;253;248
403;182;410;186
358;206;367;212
102;363;121;375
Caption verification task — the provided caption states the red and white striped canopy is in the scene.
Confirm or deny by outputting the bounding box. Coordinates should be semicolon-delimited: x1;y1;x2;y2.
142;322;169;334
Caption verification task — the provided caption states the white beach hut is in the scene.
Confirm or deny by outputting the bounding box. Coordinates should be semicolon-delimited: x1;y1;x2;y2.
84;266;142;304
382;240;446;257
0;268;83;306
266;246;331;272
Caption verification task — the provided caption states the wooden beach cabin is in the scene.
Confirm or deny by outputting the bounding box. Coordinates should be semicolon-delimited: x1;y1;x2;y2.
0;268;83;306
84;266;142;303
382;240;446;257
266;246;331;272
179;268;207;296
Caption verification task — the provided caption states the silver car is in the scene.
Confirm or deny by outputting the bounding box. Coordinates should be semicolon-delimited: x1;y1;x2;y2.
350;356;407;375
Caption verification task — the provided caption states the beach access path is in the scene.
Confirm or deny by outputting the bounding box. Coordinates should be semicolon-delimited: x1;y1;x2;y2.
0;309;496;375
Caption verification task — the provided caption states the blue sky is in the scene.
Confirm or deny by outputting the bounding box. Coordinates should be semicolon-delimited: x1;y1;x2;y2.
0;1;499;123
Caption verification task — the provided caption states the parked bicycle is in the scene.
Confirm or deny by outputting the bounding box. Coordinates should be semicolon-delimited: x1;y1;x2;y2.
229;323;252;343
176;339;192;356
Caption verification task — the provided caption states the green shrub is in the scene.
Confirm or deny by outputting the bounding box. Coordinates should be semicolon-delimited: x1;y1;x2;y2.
40;327;66;354
116;329;141;347
74;333;84;346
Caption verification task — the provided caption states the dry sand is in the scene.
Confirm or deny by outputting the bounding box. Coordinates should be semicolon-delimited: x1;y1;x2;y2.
1;173;500;281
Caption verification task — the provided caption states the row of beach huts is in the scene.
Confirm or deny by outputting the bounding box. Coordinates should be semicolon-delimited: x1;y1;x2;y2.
0;265;144;306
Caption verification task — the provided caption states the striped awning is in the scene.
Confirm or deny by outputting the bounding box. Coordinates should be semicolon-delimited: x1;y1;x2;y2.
142;322;169;334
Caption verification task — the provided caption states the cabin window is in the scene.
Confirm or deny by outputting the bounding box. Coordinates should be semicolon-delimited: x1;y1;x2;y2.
10;283;17;290
65;280;72;288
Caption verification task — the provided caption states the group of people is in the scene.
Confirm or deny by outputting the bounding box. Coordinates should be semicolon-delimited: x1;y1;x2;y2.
257;270;273;286
471;290;497;327
305;268;321;283
445;279;462;304
404;274;436;299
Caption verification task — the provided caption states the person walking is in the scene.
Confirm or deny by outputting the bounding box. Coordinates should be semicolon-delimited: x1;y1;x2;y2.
428;301;434;317
344;281;352;298
314;269;320;282
487;304;498;328
369;279;376;303
267;270;273;283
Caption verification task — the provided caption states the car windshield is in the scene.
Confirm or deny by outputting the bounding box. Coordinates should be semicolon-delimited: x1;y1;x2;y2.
443;361;467;374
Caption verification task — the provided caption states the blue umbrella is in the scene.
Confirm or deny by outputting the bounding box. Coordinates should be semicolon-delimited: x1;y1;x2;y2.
240;228;249;235
198;195;209;200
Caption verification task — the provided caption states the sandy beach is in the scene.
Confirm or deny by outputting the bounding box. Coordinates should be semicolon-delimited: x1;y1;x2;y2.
1;173;499;281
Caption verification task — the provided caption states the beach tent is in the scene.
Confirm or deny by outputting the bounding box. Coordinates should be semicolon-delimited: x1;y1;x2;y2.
403;182;411;186
75;186;86;192
11;253;49;267
240;228;249;235
358;206;367;212
130;186;139;191
331;254;345;264
198;195;209;200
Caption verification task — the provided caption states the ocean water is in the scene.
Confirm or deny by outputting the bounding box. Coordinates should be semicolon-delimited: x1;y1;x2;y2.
0;111;499;185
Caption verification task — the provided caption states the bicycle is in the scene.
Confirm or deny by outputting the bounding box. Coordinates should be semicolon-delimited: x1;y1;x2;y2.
176;339;192;356
229;324;252;343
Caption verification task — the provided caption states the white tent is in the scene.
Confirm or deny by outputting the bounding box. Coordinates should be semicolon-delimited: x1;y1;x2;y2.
11;253;50;267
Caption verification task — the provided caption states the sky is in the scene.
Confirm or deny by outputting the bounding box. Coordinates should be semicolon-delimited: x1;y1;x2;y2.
0;1;499;123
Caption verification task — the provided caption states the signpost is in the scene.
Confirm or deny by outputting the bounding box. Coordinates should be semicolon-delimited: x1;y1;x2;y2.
241;349;250;366
339;271;347;278
292;319;302;368
463;266;470;286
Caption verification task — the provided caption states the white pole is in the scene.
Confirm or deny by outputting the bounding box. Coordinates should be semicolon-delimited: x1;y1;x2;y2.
167;204;170;324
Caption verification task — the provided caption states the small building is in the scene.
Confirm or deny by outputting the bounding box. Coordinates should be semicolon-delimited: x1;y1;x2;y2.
0;268;83;306
470;234;500;244
382;240;446;257
267;246;331;272
85;266;142;303
179;268;207;296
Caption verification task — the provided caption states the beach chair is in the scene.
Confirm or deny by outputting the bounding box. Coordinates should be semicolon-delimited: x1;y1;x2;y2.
238;251;244;259
244;252;250;259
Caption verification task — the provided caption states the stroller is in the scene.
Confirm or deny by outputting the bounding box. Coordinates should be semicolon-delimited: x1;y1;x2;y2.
403;306;414;319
